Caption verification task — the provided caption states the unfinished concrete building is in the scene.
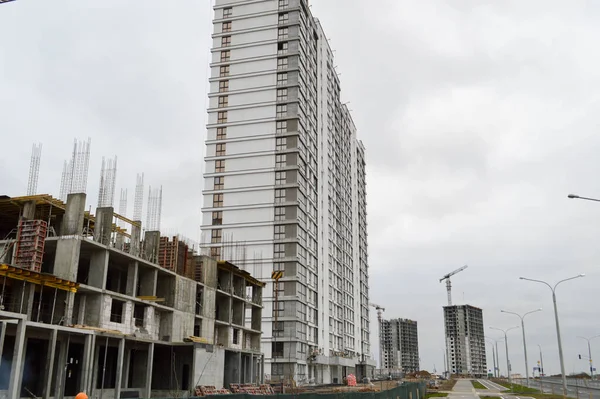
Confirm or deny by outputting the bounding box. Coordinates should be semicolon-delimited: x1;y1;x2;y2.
443;304;486;377
380;318;419;373
0;193;264;399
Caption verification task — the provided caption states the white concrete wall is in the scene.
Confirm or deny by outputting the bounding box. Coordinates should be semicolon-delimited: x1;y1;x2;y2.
194;346;226;388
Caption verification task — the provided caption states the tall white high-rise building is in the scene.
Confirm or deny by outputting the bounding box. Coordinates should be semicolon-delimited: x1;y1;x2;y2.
201;0;371;384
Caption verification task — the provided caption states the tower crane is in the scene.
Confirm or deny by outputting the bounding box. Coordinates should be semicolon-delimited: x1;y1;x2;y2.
369;302;385;369
439;265;468;306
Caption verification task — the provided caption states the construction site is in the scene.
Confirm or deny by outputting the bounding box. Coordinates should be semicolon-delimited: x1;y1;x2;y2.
0;141;266;398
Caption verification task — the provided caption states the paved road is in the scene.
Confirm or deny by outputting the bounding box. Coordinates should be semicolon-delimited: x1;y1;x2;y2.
449;379;480;399
522;378;600;399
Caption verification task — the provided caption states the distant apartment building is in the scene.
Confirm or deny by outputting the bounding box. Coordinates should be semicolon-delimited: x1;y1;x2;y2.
443;305;486;377
201;0;372;384
380;318;419;373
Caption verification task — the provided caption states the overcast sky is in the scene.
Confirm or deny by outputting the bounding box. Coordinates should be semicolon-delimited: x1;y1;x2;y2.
3;0;600;377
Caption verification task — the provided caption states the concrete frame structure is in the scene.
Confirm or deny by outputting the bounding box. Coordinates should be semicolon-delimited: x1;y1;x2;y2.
443;305;487;377
0;193;264;398
380;318;419;373
201;0;372;384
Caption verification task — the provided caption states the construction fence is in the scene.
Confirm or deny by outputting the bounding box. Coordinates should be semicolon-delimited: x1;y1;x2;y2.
152;382;426;399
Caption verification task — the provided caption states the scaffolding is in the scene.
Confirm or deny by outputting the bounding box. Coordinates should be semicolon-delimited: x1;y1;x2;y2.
14;219;48;272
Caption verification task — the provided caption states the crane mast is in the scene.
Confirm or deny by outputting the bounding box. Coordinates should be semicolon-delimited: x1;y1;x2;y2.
439;265;468;306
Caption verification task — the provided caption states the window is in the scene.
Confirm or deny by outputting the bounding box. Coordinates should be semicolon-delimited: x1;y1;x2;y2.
110;299;124;323
213;193;223;207
212;211;223;225
278;13;289;24
216;127;227;140
211;229;222;243
272;341;284;359
275;171;286;185
277;58;288;70
216;143;226;156
274;243;285;258
220;50;230;62
221;36;231;47
276;121;287;134
218;96;228;108
277;72;288;86
222;21;232;32
210;247;221;258
277;42;288;55
275;188;286;203
217;111;227;123
233;329;239;344
214;176;224;190
277;88;288;101
276;154;286;168
219;65;230;77
273;320;284;337
276;105;287;118
275;207;286;221
274;225;285;239
219;80;229;92
215;160;225;172
223;7;232;18
276;137;287;150
278;27;289;40
278;0;289;9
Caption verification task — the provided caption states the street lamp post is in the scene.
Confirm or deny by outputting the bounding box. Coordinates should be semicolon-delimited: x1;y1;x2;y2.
577;335;600;379
487;337;502;378
538;344;545;391
501;308;542;386
486;338;497;378
490;326;519;385
520;274;585;397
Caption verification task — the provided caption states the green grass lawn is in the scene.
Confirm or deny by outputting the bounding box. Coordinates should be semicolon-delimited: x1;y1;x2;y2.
425;393;448;399
490;379;540;393
471;380;487;389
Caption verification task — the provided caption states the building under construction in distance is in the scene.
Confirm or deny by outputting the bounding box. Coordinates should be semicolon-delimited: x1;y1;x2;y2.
443;304;486;377
0;192;265;398
380;318;419;374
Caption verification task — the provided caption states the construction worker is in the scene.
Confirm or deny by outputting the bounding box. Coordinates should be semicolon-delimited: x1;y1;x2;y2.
75;392;88;399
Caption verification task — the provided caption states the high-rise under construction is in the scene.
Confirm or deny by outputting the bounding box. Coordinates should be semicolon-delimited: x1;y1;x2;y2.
443;304;487;377
380;318;420;373
200;0;372;384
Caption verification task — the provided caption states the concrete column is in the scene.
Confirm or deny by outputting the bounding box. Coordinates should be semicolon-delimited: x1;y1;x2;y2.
55;193;86;282
80;334;93;393
250;355;254;384
145;343;154;398
77;295;87;325
94;207;114;246
90;337;100;396
54;335;70;399
143;231;161;264
0;321;5;369
64;291;75;326
61;193;87;236
22;200;36;220
130;221;142;257
88;250;108;289
114;338;126;398
237;352;242;384
125;261;138;296
7;318;26;399
43;329;58;399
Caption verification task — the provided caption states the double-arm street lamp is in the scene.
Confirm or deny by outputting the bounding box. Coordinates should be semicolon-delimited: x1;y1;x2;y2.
520;274;585;397
577;335;600;379
487;337;503;378
501;308;542;386
490;326;519;385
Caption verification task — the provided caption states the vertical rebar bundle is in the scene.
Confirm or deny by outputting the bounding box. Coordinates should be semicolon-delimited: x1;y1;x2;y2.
146;185;163;231
59;138;91;201
27;143;42;196
97;156;117;208
118;189;128;228
133;173;144;221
